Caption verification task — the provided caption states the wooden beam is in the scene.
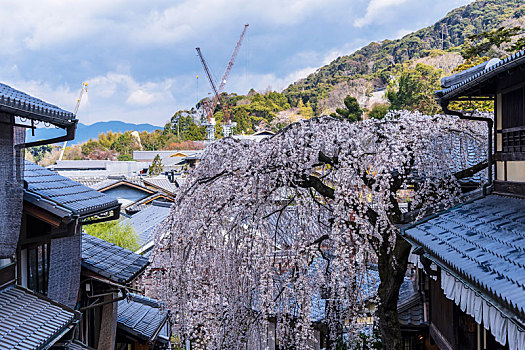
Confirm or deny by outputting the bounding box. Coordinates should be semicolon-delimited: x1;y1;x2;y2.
23;202;62;227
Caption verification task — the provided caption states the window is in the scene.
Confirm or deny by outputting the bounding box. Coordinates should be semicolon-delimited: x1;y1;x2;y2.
19;243;50;295
502;88;525;153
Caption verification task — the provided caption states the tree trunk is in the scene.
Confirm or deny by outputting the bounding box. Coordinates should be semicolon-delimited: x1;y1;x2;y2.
376;236;412;350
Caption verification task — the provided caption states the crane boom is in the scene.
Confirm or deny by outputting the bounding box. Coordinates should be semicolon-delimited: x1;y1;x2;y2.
195;47;221;122
58;82;88;161
218;24;249;94
196;24;249;141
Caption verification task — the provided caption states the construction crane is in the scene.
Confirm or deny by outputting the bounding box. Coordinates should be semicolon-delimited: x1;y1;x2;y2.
58;82;88;161
196;24;248;141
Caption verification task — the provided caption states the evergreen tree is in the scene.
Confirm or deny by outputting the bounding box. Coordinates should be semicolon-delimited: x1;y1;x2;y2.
333;95;363;122
149;154;164;176
387;63;442;115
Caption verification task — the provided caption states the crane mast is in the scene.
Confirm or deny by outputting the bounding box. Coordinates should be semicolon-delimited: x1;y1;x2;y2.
196;24;248;141
58;82;88;161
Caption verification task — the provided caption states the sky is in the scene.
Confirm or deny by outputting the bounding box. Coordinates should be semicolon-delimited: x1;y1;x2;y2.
1;0;473;127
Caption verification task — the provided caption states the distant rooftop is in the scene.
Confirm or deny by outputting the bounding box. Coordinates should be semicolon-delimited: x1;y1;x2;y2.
0;82;75;127
124;193;173;215
143;176;177;195
233;129;276;142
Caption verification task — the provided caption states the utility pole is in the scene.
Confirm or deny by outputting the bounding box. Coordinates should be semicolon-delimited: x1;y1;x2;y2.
441;24;449;50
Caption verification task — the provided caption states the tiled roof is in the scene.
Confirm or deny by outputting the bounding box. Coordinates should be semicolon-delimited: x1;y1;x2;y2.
143;177;177;195
397;279;425;327
82;233;149;284
0;286;78;350
404;195;525;316
122;201;171;247
436;50;525;100
24;161;120;217
124;194;172;215
0;83;75;126
90;178;153;194
117;293;170;343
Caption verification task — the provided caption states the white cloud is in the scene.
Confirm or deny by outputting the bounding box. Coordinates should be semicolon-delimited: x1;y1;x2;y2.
126;89;156;107
394;28;413;39
0;0;477;128
354;0;409;27
227;66;318;94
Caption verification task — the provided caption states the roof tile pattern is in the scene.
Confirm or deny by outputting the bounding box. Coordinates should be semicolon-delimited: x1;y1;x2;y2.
436;49;525;99
122;202;171;247
0;83;75;124
25;161;119;216
405;195;525;315
397;279;425;327
143;177;177;195
82;233;149;284
117;293;169;342
0;286;77;350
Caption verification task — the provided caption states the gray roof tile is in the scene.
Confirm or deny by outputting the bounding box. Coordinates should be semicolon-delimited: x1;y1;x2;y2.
404;195;525;316
124;193;173;215
143;177;177;195
436;49;525;100
117;293;169;343
397;279;425;327
0;83;75;126
24;161;119;217
82;233;149;284
0;286;78;350
122;201;171;247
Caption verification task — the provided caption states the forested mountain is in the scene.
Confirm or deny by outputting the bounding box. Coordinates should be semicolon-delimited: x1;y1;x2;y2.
38;0;525;164
283;0;525;114
27;121;161;145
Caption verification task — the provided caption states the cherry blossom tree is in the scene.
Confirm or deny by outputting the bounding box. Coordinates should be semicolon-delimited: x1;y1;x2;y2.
144;111;488;349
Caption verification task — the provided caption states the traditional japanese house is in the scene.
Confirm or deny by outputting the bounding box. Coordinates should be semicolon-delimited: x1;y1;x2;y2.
121;200;172;255
142;176;177;197
0;82;128;349
81;233;171;349
90;178;156;207
403;51;525;350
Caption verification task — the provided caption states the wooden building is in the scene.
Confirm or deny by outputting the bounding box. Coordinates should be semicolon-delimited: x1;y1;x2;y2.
403;51;525;350
81;233;170;349
0;83;171;349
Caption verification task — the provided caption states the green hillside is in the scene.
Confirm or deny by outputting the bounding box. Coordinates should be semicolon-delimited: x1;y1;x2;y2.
283;0;525;114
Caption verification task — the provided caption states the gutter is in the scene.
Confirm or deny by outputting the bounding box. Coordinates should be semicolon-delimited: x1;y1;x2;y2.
80;289;127;311
24;190;74;222
439;100;493;195
15;119;77;149
79;275;130;311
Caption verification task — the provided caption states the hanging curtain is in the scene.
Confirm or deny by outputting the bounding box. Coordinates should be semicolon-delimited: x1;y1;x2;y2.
0;125;24;258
